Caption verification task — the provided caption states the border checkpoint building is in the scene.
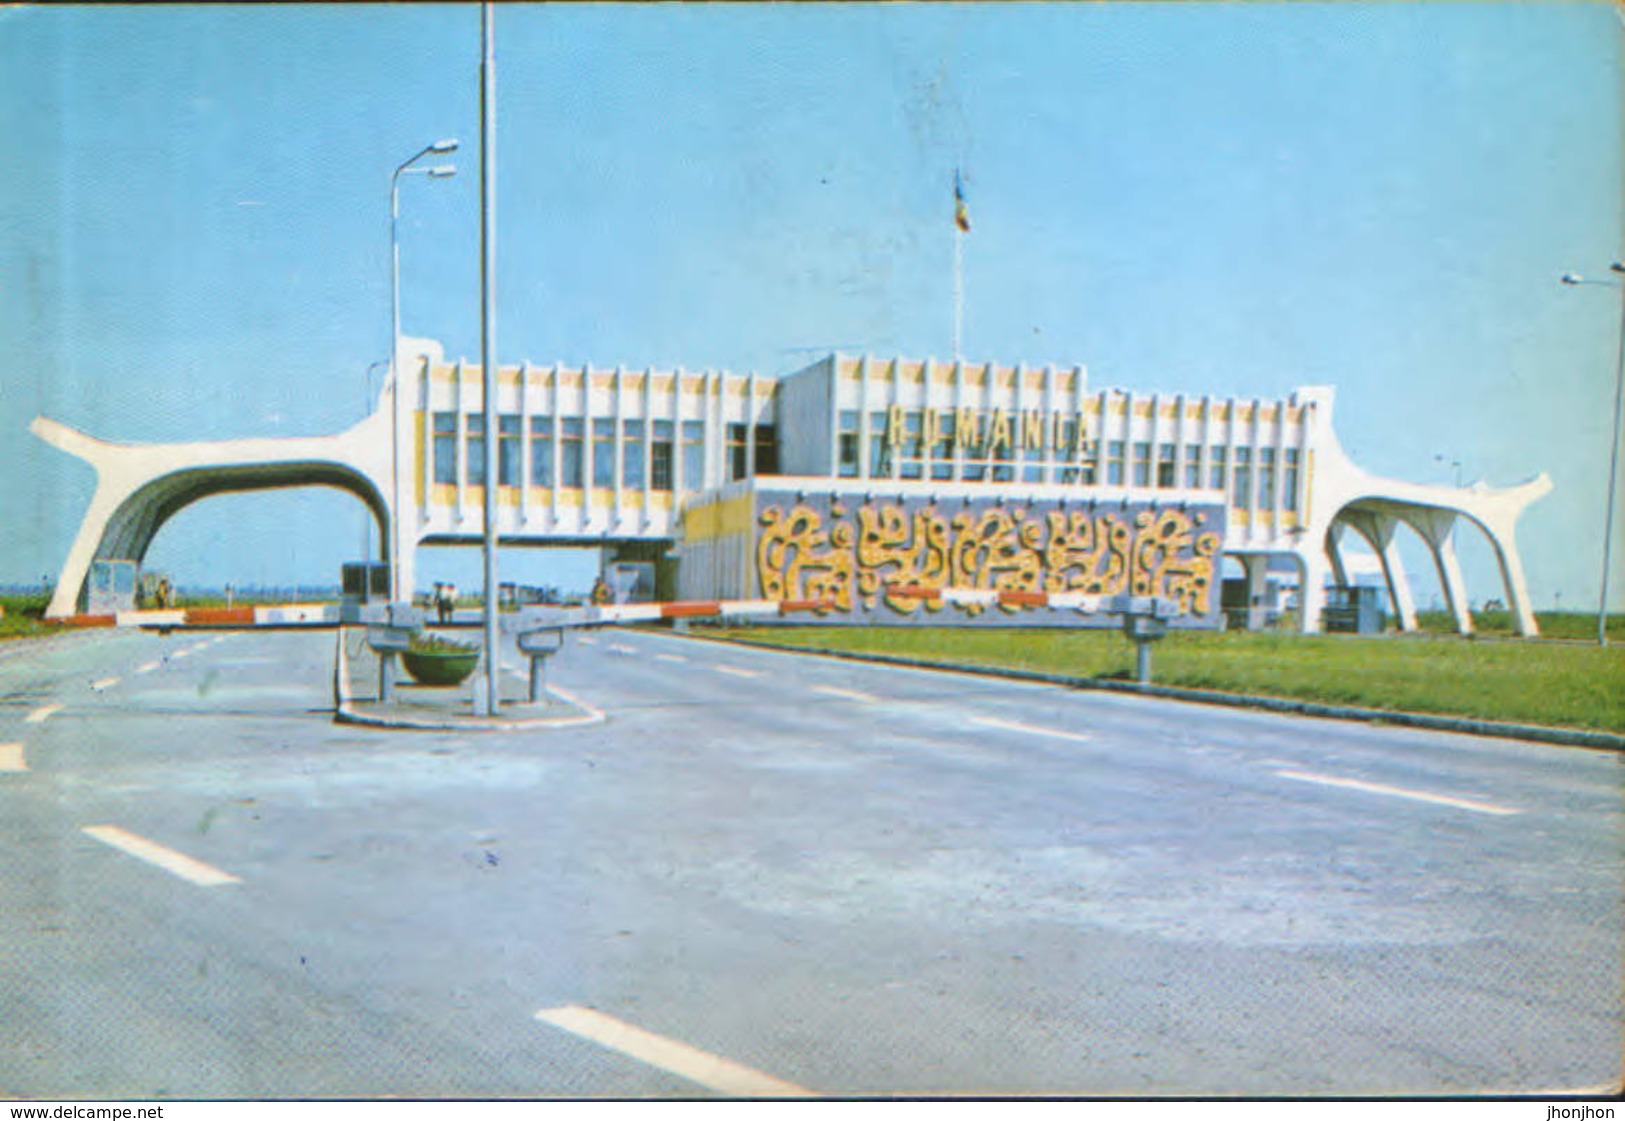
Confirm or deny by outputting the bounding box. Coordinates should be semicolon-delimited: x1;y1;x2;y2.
33;338;1551;634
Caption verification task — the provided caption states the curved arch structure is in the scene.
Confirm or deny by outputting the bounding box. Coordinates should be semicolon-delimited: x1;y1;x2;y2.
33;410;394;619
1232;385;1551;636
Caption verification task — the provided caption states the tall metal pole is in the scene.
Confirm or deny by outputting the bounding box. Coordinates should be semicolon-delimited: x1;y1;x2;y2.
390;174;404;602
1598;277;1625;646
475;0;501;714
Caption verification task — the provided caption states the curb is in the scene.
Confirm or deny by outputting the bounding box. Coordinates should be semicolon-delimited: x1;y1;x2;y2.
332;628;606;732
685;632;1625;753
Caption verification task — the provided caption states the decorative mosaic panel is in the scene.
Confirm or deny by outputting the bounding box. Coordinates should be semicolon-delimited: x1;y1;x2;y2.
752;491;1225;627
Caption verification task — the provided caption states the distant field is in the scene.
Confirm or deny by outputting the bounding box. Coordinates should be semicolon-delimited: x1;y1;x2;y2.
709;621;1625;734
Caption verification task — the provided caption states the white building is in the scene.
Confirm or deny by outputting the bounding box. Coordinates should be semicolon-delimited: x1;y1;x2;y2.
35;340;1549;634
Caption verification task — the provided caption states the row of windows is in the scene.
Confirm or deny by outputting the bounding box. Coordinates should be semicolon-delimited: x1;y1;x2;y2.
836;410;1300;510
431;414;776;493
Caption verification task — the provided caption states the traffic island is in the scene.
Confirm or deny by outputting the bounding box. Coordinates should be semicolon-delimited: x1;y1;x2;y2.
333;626;604;732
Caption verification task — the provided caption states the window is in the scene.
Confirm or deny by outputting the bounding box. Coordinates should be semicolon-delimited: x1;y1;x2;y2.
754;424;778;476
1184;444;1202;488
560;418;585;488
681;420;705;491
727;423;749;482
868;411;889;478
1078;439;1098;486
529;417;554;487
466;414;486;486
591;419;615;488
623;419;645;490
930;412;956;481
652;421;674;492
1022;426;1044;483
1258;447;1276;508
901;413;924;480
838;410;860;478
1157;443;1177;488
1057;420;1079;484
1132;441;1152;487
1106;440;1126;486
498;415;521;487
433;412;457;485
1208;446;1227;491
1233;447;1252;507
1283;449;1301;512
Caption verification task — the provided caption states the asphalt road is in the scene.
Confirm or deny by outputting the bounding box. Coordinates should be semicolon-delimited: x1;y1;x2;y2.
0;624;1619;1099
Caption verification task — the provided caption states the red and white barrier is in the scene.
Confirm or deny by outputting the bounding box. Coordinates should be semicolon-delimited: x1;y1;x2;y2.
886;585;1107;613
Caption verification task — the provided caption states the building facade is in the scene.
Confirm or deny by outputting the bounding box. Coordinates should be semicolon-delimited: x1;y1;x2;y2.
35;339;1550;634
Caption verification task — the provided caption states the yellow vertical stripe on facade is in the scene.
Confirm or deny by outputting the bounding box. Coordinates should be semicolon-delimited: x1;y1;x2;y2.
414;414;426;507
682;494;755;543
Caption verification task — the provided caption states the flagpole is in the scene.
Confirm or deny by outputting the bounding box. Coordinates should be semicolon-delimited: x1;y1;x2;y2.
953;222;963;363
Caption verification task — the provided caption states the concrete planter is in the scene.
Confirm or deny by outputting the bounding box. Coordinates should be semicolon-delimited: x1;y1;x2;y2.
402;647;478;686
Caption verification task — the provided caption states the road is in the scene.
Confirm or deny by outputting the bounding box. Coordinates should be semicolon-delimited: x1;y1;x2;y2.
0;624;1619;1098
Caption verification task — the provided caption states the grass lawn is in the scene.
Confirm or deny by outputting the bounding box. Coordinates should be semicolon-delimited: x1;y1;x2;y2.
708;623;1625;734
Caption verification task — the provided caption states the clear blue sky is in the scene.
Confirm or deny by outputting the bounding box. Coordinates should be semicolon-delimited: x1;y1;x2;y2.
1;3;1620;606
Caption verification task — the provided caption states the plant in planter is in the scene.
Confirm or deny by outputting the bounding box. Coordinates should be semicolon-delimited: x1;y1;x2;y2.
401;632;480;686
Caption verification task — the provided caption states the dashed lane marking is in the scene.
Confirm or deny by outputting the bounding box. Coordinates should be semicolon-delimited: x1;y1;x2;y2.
171;650;190;660
82;825;242;887
969;715;1092;744
535;1005;814;1098
608;643;638;655
714;664;763;679
90;676;120;692
1275;769;1522;817
25;704;62;725
578;636;599;646
0;743;25;772
135;661;161;675
810;684;879;703
653;653;688;664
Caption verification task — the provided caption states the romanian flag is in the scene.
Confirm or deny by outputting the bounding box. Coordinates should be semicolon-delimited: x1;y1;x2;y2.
954;170;970;233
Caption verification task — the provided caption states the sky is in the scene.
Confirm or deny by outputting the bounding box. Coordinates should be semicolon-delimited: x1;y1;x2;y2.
0;2;1620;606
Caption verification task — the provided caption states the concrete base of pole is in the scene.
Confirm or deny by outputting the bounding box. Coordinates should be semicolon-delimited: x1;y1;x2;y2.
1135;641;1153;686
471;671;496;717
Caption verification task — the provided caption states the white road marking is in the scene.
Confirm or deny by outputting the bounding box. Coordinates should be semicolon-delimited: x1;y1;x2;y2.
608;643;638;655
135;661;161;675
810;684;879;703
653;653;688;664
0;743;26;772
538;683;608;723
969;715;1092;744
25;704;62;725
578;636;598;646
1275;769;1521;817
90;676;120;692
171;649;190;660
535;1005;814;1098
82;825;242;887
714;664;762;679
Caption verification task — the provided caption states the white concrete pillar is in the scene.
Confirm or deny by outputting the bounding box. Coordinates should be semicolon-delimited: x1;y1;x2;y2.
1325;522;1352;589
1296;549;1329;634
1403;508;1472;636
1481;518;1541;637
1242;553;1269;630
1345;511;1418;632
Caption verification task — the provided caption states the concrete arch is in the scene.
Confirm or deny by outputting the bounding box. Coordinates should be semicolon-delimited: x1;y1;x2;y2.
95;464;390;571
1323;488;1546;637
32;414;393;617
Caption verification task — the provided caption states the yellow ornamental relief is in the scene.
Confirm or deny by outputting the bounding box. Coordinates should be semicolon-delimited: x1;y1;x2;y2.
756;505;856;612
756;501;1219;617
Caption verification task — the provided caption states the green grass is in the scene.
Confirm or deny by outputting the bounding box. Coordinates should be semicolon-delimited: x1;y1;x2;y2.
708;623;1625;734
0;592;65;642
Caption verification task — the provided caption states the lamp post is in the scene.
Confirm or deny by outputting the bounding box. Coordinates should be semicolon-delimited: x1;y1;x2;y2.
388;140;458;604
1560;263;1625;646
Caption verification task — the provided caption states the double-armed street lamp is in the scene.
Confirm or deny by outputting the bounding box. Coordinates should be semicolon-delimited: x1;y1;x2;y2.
388;139;459;603
1560;262;1625;646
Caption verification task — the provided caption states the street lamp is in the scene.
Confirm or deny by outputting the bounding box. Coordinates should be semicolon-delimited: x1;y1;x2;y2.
389;139;458;603
1560;262;1625;645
